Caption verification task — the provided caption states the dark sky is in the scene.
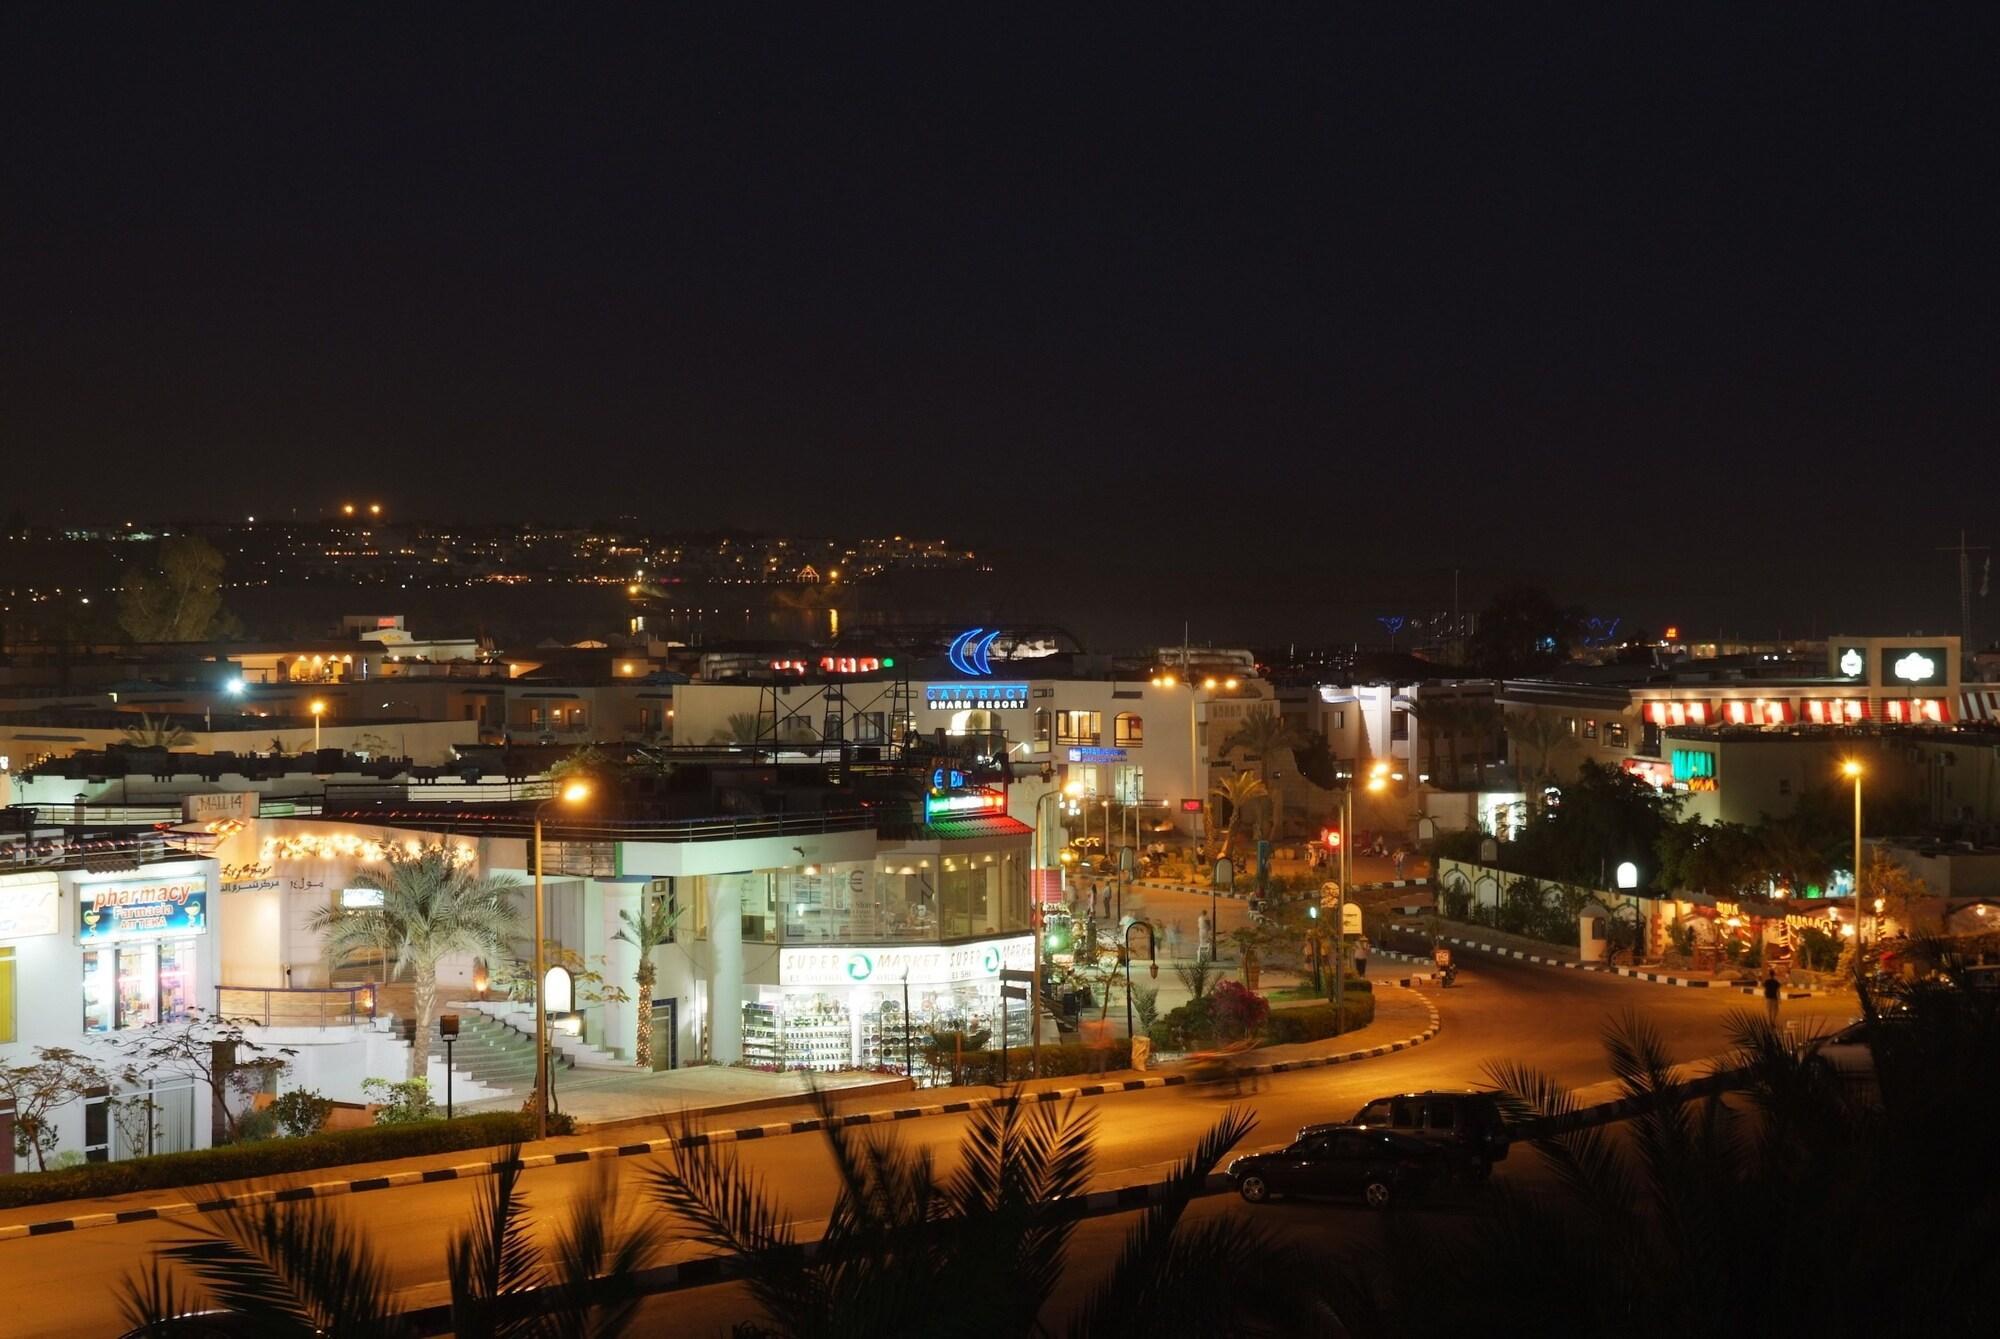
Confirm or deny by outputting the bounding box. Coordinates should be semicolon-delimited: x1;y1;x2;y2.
3;5;1995;643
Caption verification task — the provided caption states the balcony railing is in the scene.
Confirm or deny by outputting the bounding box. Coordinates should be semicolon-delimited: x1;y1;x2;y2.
217;985;369;1028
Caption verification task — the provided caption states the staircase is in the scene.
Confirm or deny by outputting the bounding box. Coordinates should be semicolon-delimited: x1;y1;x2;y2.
395;1011;572;1097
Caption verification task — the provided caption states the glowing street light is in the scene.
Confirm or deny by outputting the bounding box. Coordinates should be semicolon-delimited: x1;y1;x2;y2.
309;699;326;751
1842;760;1864;966
533;779;593;1139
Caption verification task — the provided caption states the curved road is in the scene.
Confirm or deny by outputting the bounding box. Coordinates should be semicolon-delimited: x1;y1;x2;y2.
0;955;1855;1337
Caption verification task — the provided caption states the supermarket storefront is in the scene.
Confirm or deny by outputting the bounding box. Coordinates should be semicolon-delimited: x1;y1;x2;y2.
743;933;1034;1080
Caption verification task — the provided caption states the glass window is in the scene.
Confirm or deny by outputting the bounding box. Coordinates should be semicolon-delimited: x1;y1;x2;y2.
1056;711;1101;745
118;943;160;1029
856;711;886;743
1332;1134;1364;1158
1424;1100;1458;1131
83;948;113;1033
158;940;194;1024
1583;719;1598;740
1114;713;1144;747
1358;1099;1391;1125
1605;721;1628;748
1390;1097;1420;1128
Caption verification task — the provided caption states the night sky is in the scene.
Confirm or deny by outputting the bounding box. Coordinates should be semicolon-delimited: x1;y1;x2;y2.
3;6;1994;644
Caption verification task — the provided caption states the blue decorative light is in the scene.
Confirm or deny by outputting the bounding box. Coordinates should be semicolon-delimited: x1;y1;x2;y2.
947;627;1001;676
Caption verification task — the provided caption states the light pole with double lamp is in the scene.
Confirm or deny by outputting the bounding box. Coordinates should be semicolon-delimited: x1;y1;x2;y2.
533;779;593;1139
1842;759;1864;970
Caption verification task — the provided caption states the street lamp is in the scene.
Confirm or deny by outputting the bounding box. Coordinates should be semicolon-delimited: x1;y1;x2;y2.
309;699;326;751
1123;920;1157;1041
1332;761;1392;1034
533;779;592;1139
1842;759;1864;971
1028;785;1073;1080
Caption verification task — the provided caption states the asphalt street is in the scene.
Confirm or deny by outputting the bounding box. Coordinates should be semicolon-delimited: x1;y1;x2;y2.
0;954;1856;1337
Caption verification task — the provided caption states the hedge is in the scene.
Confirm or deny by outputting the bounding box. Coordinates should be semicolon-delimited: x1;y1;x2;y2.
937;1040;1135;1086
0;1112;534;1210
1261;996;1376;1045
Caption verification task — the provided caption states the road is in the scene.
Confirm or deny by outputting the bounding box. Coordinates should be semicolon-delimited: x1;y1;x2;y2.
0;956;1854;1337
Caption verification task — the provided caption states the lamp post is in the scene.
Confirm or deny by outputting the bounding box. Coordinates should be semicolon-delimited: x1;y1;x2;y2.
1842;760;1864;971
533;779;592;1140
1030;784;1072;1080
1123;920;1157;1040
309;699;326;752
1333;761;1391;1035
439;1014;459;1119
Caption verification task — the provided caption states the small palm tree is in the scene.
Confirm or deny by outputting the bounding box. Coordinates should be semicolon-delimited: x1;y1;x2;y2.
118;1150;656;1337
1208;770;1270;864
121;713;194;749
611;893;684;1068
308;844;523;1079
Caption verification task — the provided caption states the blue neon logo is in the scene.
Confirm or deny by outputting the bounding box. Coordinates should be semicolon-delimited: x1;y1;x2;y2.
947;627;1001;676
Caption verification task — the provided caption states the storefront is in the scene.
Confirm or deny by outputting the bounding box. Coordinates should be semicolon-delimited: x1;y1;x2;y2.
742;932;1034;1081
77;874;208;1033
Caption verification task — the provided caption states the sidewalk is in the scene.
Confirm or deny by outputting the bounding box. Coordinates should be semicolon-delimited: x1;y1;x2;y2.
465;1064;909;1131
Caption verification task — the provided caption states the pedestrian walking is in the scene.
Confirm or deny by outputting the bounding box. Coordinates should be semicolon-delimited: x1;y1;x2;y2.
1761;968;1781;1026
1392;847;1408;880
1353;936;1370;978
1165;918;1183;960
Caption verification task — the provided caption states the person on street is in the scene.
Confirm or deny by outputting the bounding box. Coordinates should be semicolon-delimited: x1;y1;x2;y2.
1762;968;1782;1026
1392;846;1408;879
1165;918;1183;960
1353;936;1370;977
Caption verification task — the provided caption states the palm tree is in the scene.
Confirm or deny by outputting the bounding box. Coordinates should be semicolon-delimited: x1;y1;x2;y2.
1505;709;1577;795
1207;770;1270;864
118;1150;656;1337
120;713;194;749
1411;698;1468;786
642;1089;1340;1336
711;711;765;744
611;893;683;1068
1222;706;1299;788
308;844;523;1079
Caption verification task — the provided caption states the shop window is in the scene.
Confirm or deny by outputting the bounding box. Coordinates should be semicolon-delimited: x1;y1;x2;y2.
0;947;14;1044
82;940;197;1032
1605;721;1628;749
1114;713;1144;747
1056;711;1101;746
1033;709;1052;750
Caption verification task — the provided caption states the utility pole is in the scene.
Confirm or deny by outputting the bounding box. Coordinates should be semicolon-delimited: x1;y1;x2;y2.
1939;530;1989;669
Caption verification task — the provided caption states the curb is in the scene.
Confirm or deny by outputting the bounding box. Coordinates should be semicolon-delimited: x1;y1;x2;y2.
1431;934;1828;999
0;990;1442;1242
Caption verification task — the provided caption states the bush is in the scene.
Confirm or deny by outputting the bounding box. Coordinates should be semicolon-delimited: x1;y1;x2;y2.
1260;996;1376;1045
947;1040;1135;1085
363;1076;438;1125
269;1087;334;1138
0;1112;534;1210
1207;980;1270;1042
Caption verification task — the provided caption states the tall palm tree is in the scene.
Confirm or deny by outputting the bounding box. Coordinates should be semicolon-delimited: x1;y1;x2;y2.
1505;709;1577;795
1411;698;1468;786
1207;770;1270;864
118;1150;656;1337
308;844;523;1079
120;712;195;749
1222;706;1299;788
642;1089;1340;1337
611;893;683;1069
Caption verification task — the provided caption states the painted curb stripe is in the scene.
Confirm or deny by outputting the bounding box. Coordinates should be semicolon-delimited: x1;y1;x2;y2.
1432;934;1834;997
1;988;1444;1242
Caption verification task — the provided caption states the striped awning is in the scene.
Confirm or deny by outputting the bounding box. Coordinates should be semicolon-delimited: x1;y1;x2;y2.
1960;690;2000;721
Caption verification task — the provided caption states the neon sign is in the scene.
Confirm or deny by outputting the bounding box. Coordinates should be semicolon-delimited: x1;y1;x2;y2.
947;628;1002;676
925;683;1029;710
924;788;1007;820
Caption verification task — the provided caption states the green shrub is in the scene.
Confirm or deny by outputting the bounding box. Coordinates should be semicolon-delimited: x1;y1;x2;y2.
948;1040;1135;1085
1260;996;1376;1044
0;1112;534;1210
232;1109;281;1143
269;1087;334;1138
363;1076;439;1125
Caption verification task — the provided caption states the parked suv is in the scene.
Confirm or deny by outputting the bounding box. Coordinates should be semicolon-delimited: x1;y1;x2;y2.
1351;1090;1510;1177
1229;1123;1443;1209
